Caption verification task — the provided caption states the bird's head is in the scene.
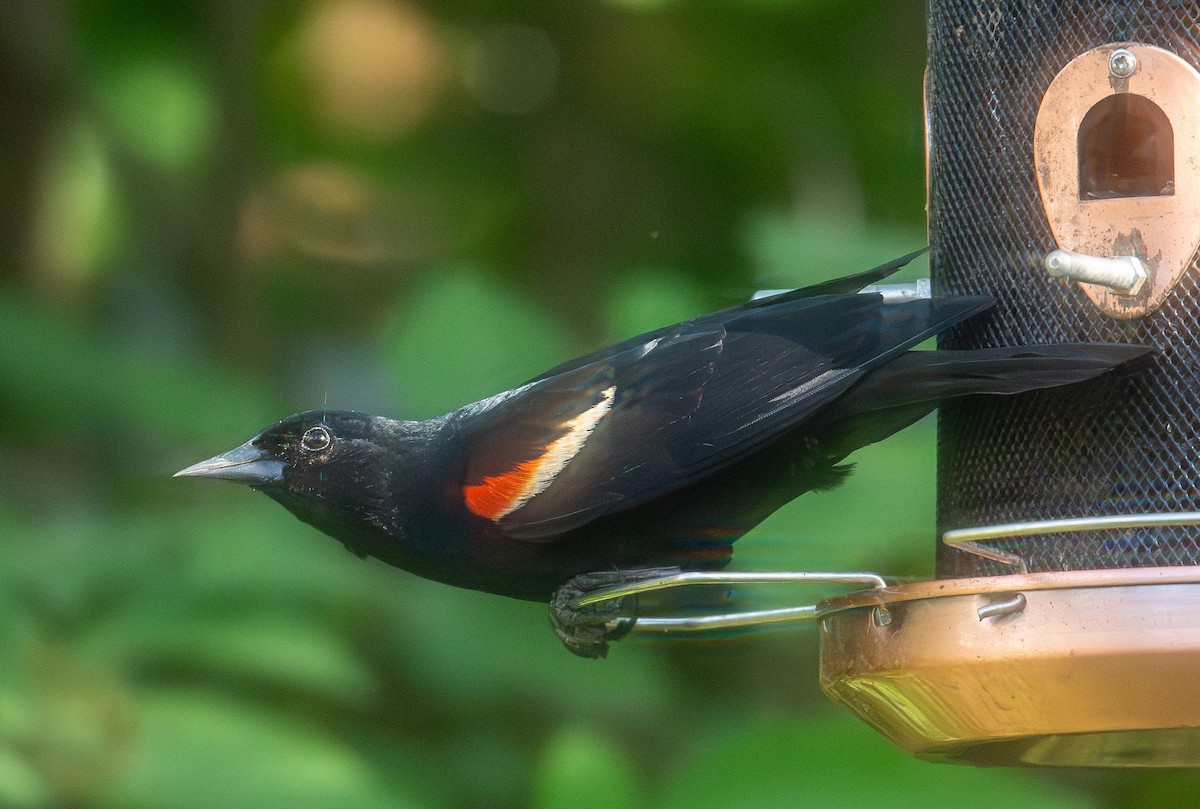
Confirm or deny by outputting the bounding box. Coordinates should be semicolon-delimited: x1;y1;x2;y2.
176;410;398;538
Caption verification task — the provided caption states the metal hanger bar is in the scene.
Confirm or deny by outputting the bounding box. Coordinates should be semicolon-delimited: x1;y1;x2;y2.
943;511;1200;544
942;512;1200;571
753;280;931;302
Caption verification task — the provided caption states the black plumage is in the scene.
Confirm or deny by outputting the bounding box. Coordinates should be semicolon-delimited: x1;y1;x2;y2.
177;251;1147;648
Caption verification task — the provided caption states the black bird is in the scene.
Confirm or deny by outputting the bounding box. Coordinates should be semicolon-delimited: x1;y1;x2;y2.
177;251;1146;655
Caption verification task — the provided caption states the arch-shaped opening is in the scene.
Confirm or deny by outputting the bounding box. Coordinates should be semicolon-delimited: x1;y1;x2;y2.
1078;94;1174;200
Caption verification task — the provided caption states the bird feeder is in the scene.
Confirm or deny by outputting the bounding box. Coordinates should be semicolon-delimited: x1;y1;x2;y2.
818;4;1200;766
582;1;1200;769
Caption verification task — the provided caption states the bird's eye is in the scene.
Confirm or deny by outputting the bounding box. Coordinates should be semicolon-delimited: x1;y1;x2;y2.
300;425;332;453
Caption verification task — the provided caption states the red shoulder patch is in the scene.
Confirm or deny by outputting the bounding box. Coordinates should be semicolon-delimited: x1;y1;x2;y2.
463;385;616;523
463;455;545;521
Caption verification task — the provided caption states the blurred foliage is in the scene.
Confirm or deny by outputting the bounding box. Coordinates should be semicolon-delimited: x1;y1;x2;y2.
0;0;1169;807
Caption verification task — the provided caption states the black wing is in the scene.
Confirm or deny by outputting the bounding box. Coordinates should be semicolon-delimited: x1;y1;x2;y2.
454;267;983;541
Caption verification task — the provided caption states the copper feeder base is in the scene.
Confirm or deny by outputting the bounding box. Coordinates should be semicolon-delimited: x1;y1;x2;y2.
818;567;1200;767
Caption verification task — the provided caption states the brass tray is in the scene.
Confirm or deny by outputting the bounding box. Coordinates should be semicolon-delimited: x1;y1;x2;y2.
818;567;1200;766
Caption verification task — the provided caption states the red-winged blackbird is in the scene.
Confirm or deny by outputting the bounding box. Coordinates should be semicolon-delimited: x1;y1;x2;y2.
177;251;1146;655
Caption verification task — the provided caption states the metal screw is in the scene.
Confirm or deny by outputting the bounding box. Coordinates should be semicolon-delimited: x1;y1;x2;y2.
1109;48;1137;79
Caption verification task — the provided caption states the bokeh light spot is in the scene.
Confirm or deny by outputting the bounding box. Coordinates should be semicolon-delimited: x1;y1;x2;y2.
297;0;449;140
98;56;216;171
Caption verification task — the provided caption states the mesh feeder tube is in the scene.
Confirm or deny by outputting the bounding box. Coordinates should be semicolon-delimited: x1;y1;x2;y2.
818;2;1200;767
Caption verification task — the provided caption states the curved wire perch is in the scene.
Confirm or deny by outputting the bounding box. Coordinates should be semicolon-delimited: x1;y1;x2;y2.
942;512;1200;572
611;605;821;634
573;570;887;607
572;570;889;636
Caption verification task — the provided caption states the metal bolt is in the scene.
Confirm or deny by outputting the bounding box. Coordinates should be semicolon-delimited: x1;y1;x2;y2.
1044;250;1148;296
1109;48;1137;79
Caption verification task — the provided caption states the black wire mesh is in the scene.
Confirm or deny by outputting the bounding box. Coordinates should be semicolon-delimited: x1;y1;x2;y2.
928;1;1200;576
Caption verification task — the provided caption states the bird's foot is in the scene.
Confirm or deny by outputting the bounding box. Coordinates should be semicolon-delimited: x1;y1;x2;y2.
549;567;681;659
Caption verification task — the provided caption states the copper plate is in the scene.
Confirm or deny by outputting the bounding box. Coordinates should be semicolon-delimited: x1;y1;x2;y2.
818;568;1200;766
1033;43;1200;319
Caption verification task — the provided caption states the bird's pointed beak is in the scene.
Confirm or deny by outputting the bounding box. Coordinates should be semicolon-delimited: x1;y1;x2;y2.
174;439;284;485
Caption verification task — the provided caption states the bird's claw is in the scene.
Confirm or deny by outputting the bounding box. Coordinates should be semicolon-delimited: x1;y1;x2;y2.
548;567;679;658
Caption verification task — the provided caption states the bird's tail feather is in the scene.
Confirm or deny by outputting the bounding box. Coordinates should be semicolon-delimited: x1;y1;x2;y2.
843;343;1150;414
813;343;1150;463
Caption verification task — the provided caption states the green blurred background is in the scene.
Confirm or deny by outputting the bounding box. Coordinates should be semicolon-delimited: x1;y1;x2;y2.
0;1;1188;807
